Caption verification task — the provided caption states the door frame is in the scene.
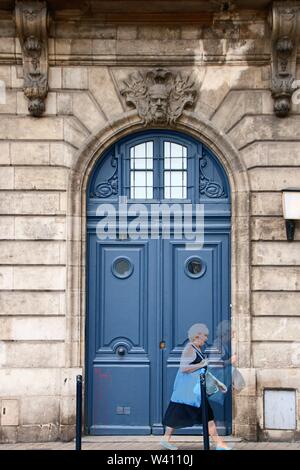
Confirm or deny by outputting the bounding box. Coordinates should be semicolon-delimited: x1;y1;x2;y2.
65;110;253;439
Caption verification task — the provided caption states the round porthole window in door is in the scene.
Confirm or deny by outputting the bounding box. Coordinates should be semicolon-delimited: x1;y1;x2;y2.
185;256;206;279
112;257;134;279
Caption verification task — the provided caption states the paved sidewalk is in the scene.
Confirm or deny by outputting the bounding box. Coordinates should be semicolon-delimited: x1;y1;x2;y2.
0;436;300;450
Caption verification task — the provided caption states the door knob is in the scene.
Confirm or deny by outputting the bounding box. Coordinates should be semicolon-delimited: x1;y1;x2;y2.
159;341;166;349
116;346;126;356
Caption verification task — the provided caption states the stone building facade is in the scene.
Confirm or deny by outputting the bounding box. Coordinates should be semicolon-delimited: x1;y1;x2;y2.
0;0;300;443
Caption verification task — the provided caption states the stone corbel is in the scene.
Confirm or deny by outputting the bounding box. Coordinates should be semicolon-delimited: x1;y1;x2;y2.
269;1;300;117
15;1;50;117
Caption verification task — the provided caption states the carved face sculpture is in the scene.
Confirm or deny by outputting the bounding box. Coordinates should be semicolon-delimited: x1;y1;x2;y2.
148;84;169;123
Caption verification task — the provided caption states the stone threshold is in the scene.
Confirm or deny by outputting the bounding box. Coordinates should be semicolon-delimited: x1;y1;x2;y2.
81;435;243;443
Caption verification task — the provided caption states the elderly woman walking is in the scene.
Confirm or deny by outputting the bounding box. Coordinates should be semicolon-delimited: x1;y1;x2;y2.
160;323;231;451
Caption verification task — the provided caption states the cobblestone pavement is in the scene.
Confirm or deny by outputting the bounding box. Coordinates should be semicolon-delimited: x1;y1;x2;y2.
0;436;300;450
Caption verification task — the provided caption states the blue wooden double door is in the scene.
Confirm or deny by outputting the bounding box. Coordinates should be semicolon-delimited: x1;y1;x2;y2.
86;131;231;435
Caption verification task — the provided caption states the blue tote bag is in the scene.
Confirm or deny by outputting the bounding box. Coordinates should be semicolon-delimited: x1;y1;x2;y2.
171;368;206;408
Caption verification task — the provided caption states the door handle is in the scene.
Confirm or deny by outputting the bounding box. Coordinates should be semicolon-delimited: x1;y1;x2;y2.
116;346;126;356
159;341;166;350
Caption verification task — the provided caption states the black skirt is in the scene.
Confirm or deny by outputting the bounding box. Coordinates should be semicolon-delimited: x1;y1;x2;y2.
163;399;214;429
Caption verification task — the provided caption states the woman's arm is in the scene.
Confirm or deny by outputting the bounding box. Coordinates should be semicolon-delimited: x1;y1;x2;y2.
181;359;208;373
180;345;208;373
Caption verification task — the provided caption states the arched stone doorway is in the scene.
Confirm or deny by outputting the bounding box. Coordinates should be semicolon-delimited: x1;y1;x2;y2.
86;129;231;435
65;111;251;438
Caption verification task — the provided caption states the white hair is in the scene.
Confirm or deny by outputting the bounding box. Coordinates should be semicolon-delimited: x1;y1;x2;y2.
188;323;209;342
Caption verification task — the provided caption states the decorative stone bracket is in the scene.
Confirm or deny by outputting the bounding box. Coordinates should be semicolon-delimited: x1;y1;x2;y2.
15;1;50;117
269;1;300;117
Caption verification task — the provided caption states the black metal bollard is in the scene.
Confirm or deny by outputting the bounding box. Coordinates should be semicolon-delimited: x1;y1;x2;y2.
200;372;210;450
75;375;82;451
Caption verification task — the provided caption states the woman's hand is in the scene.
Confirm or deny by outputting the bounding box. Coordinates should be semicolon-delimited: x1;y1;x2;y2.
218;382;228;393
231;354;237;366
198;358;209;368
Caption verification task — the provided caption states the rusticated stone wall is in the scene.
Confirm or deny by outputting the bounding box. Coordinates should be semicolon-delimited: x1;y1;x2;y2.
0;8;300;443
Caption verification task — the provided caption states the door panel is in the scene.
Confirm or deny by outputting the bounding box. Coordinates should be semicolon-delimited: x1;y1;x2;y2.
162;234;231;434
87;235;158;434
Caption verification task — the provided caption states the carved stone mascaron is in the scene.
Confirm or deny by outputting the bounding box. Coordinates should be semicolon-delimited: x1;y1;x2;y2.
121;68;197;125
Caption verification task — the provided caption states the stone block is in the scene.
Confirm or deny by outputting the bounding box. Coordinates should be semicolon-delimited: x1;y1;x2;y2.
62;67;88;89
0;368;61;396
224;38;269;58
234;396;257;425
251;192;282;216
251;217;299;241
237;341;251;369
0;89;17;114
0;167;13;189
0;142;10;164
252;241;300;265
92;39;116;56
60;192;67;213
229;116;300;150
0;192;61;215
0;291;65;316
234;368;256;397
60;424;75;442
0;316;65;341
0;267;13;289
63;117;89;149
252;291;300;316
57;92;73;115
212;90;264;132
55;38;72;56
49;67;62;89
17;424;59;443
245;142;300;167
181;26;200;40
252;266;300;291
15;216;66;240
89;67;123;119
11;142;50;165
54;22;115;39
0;117;63;140
137;26;180;40
117;25;137;40
253;342;300;368
249;168;300;191
11;65;23;88
0;400;19;426
0;426;17;443
60;368;82;396
0;216;14;239
50;142;76;168
233;423;257;441
0;241;64;264
0;65;11;89
20;397;60;425
0;342;65;368
14;167;67;190
259;429;297;442
70;39;92;55
72;91;106;132
252;317;300;342
0;37;15;54
117;39;200;57
60;396;76;425
256;368;300;391
13;266;66;290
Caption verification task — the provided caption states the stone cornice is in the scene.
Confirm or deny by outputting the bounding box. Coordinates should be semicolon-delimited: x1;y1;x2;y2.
15;0;50;117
